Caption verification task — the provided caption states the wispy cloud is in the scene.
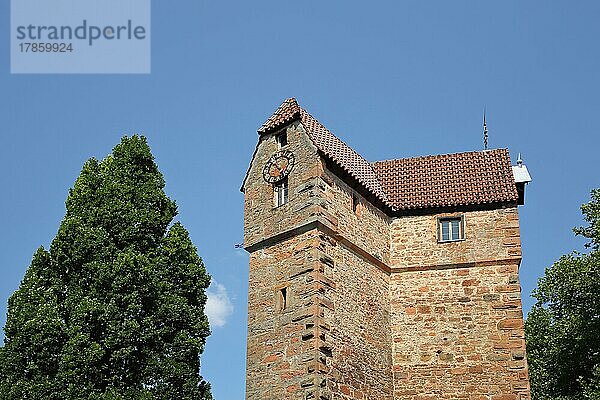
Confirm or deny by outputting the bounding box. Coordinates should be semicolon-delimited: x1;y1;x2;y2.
205;281;234;328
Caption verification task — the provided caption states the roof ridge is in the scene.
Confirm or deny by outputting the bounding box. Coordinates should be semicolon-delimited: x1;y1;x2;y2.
372;148;509;165
297;107;391;206
299;108;380;172
257;98;301;134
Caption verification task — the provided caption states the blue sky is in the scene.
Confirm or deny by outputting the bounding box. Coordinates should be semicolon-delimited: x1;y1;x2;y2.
1;1;599;398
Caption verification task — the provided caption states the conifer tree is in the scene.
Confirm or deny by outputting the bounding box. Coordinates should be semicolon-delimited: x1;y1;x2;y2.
0;136;212;399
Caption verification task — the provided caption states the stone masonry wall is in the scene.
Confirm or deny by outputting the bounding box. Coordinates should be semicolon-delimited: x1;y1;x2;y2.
322;168;391;264
321;235;394;399
390;262;530;400
245;225;394;400
244;121;395;399
245;229;336;399
314;164;394;398
390;207;530;399
243;121;327;250
244;121;337;399
390;208;522;269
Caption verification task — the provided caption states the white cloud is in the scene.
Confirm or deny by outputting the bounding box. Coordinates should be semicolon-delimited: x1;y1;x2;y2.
205;281;234;328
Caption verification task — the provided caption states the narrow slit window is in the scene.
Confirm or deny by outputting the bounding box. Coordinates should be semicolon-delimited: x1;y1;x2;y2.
274;177;289;207
439;217;464;242
352;194;358;214
276;132;288;148
279;287;287;310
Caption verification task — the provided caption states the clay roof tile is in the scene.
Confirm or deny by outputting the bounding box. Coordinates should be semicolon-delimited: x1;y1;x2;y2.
372;149;519;210
256;99;519;212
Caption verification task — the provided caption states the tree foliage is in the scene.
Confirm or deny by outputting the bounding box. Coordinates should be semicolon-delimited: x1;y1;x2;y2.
0;136;212;399
526;188;600;400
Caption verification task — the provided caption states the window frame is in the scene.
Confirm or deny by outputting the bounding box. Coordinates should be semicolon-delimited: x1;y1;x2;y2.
273;177;289;207
437;215;465;243
275;131;288;149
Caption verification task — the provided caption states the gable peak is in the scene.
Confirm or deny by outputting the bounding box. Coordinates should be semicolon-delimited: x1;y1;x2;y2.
257;98;301;134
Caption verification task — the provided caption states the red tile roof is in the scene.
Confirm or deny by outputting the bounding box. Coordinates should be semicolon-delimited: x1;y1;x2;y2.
257;98;389;203
256;98;518;212
372;150;518;210
298;107;390;204
257;98;301;134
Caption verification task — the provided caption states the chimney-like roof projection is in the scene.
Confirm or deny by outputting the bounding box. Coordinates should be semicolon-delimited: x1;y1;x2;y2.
253;98;520;213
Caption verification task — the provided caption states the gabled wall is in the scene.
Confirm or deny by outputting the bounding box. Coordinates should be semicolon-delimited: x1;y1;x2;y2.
243;121;331;399
243;121;394;399
243;121;325;250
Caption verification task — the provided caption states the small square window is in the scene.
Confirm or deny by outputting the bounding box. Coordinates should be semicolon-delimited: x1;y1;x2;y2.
276;132;288;148
274;177;289;207
438;217;464;242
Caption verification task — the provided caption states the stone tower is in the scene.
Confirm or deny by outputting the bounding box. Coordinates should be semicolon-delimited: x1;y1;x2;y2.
241;98;532;400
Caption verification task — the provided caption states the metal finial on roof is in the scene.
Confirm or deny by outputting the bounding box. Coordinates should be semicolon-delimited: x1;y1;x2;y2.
483;108;489;150
517;153;523;166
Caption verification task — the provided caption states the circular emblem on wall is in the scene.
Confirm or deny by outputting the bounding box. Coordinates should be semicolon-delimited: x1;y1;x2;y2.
262;150;296;183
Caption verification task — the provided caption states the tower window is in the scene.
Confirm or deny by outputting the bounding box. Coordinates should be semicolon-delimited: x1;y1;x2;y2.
274;177;289;207
438;216;464;242
279;287;288;310
276;131;288;148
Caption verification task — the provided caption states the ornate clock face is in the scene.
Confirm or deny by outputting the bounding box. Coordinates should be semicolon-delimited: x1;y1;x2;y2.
262;150;296;183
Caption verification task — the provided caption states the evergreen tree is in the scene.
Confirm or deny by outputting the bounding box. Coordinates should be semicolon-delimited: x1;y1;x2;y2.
0;136;212;399
526;188;600;400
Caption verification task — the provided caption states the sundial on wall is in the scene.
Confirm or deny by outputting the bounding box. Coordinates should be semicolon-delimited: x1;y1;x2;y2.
262;150;295;183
